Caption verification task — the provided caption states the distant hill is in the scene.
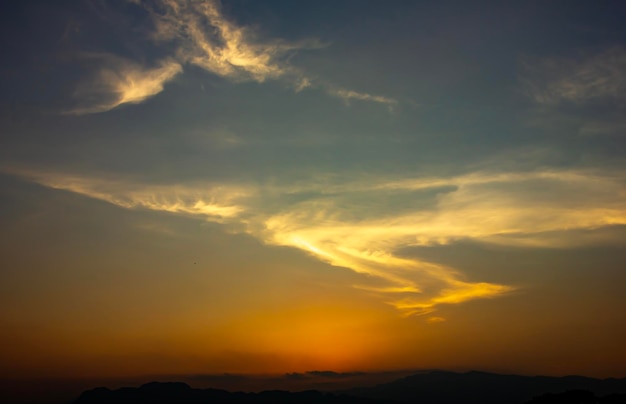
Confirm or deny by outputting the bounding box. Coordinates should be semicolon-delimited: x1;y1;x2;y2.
72;371;626;404
73;381;398;404
341;370;626;404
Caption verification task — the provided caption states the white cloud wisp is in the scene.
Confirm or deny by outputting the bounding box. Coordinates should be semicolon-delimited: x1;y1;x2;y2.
69;0;396;114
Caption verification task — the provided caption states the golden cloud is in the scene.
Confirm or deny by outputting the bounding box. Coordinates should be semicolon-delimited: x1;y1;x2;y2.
8;166;626;317
69;56;182;115
69;0;397;114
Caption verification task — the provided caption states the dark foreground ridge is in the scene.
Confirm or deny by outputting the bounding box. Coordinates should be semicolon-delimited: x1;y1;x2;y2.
527;390;626;404
342;370;626;404
73;371;626;404
74;382;397;404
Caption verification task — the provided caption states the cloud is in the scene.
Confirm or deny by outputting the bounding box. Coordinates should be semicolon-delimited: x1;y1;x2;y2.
70;0;396;113
327;87;399;109
148;0;301;82
520;47;626;139
10;169;247;221
260;203;516;316
69;55;182;114
150;0;396;105
8;166;625;316
520;47;626;106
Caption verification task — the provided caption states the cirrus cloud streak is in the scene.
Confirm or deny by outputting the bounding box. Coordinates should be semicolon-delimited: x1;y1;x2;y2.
6;166;626;317
69;0;396;114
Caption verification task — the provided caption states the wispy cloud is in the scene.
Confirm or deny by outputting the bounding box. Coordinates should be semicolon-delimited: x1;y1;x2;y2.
150;0;396;105
520;46;626;106
520;47;626;138
70;0;396;113
11;169;247;221
149;0;304;82
327;87;399;109
68;55;182;115
9;167;624;317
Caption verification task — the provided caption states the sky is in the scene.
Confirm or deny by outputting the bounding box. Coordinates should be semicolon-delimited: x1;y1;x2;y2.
1;0;626;390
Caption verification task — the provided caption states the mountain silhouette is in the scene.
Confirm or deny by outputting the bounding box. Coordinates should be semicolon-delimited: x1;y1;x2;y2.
341;370;626;404
73;381;398;404
72;371;626;404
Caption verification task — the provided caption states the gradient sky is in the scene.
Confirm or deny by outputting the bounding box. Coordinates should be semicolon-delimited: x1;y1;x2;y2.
1;0;626;383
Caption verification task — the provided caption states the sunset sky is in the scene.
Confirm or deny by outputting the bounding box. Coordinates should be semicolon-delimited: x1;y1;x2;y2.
1;0;625;387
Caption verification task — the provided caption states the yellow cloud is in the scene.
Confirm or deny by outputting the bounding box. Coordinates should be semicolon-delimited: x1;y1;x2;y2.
69;56;182;114
69;0;398;114
148;0;330;86
163;0;288;82
262;214;515;315
11;169;246;221
144;0;397;105
8;166;626;317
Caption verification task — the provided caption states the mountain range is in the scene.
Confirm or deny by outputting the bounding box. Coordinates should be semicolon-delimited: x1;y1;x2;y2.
342;370;626;404
74;371;626;404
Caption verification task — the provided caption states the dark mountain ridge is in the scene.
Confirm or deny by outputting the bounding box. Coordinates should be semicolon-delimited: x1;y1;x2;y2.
72;371;626;404
74;381;397;404
342;370;626;404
